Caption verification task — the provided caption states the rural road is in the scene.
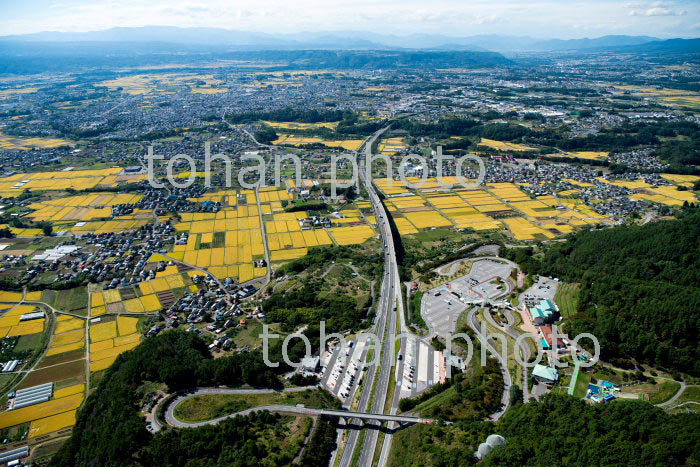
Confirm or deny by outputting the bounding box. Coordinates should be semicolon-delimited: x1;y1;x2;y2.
655;380;687;408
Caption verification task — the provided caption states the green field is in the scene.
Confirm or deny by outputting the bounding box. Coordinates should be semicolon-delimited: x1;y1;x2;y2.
649;380;682;404
554;282;580;318
411;228;460;242
573;369;592;398
229;321;282;349
50;286;89;313
14;332;44;353
677;385;700;403
173;388;338;423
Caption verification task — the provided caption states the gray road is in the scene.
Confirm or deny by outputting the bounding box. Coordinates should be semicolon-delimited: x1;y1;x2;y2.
339;126;401;467
483;308;532;402
164;386;317;428
467;307;512;421
655;379;687;408
164;390;435;429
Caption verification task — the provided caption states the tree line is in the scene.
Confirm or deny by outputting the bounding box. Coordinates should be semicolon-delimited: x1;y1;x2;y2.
504;211;700;375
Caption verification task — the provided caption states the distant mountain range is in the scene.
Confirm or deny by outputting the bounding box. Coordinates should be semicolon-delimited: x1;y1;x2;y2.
1;26;692;53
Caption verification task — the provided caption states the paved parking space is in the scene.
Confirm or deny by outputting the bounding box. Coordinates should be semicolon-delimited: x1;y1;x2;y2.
422;292;467;336
320;334;447;404
422;259;514;337
520;276;559;308
320;337;370;406
396;336;445;399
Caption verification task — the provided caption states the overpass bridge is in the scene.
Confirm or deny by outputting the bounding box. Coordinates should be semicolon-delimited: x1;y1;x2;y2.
162;387;441;430
165;403;439;429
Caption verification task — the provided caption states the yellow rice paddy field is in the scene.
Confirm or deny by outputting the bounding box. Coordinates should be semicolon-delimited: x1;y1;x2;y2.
479;138;537;152
28;409;78;438
272;134;364;151
0;393;84;430
549;151;609;161
0;305;45;338
89;316;141;372
262;121;339;130
378;137;407;155
0;132;71;151
95;73;226;95
0;167;147;199
371;178;619;241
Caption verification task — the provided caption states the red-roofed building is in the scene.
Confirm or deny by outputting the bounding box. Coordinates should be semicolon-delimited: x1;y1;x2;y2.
540;325;566;350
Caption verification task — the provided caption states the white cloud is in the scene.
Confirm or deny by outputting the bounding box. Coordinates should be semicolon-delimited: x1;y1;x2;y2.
630;7;687;16
0;0;698;38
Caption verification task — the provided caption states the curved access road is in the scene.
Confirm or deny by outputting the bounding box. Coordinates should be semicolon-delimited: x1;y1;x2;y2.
164;386;317;427
163;386;437;429
655;380;687;408
483;307;532;402
467;307;512;421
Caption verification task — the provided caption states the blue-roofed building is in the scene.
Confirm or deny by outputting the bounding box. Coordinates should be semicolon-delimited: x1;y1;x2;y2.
529;299;559;326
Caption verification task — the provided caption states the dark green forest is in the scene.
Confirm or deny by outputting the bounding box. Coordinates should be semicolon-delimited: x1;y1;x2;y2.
389;395;700;466
49;331;332;467
141;411;313;466
505;211;700;375
486;396;700;466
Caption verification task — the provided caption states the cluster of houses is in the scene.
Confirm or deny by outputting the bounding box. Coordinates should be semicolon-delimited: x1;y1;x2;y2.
299;216;332;229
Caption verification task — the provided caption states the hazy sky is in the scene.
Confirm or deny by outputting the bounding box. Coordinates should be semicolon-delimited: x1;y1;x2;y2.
1;0;699;38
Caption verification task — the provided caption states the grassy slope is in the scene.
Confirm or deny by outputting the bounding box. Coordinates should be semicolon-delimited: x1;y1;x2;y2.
173;388;338;423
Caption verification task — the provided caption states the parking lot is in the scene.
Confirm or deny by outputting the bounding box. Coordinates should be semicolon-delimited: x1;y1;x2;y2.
320;338;369;405
422;259;514;337
319;333;447;403
396;335;446;399
520;276;559;308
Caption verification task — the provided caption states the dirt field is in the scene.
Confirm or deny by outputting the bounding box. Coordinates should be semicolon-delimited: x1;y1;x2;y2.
17;360;85;389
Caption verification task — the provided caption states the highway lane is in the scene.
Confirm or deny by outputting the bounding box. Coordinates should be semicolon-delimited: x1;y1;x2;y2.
355;126;404;467
339;126;398;467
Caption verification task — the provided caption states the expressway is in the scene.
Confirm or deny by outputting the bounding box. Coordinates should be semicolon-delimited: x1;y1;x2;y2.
338;126;401;467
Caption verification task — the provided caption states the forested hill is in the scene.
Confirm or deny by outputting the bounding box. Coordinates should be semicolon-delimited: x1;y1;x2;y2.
389;395;700;466
50;331;286;466
0;44;511;75
509;210;700;375
485;395;700;465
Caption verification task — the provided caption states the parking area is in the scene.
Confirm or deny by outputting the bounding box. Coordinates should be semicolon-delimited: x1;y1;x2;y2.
520;276;559;307
320;337;369;406
396;335;446;399
422;259;514;337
